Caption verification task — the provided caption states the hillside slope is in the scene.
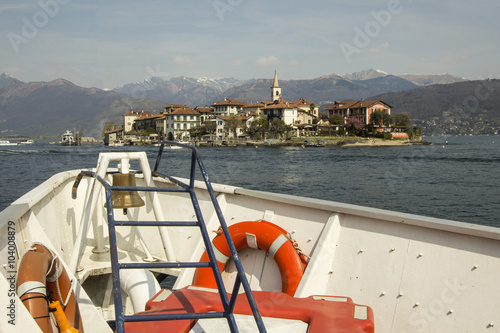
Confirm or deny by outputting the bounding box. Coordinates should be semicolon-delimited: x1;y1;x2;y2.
0;77;165;138
373;79;500;135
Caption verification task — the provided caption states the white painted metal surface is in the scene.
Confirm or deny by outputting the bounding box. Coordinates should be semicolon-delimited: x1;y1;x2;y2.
191;315;309;333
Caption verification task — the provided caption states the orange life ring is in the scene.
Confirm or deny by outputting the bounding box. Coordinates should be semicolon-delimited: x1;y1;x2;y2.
193;221;305;296
16;243;83;333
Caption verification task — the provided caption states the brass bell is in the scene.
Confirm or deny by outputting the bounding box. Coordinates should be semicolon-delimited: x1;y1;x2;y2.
110;173;145;212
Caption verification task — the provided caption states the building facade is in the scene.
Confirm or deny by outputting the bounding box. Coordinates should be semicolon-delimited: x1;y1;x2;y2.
211;99;246;117
215;115;253;140
194;106;214;122
260;101;297;126
326;99;392;125
163;107;201;140
123;110;152;132
293;98;319;119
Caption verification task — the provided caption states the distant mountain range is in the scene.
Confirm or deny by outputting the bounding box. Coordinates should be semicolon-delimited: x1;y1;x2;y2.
1;69;496;138
113;69;467;108
0;73;165;138
114;76;251;107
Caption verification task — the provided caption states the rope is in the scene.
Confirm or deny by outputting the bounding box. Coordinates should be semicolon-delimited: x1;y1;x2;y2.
21;295;48;302
55;277;75;307
286;232;310;263
29;243;73;307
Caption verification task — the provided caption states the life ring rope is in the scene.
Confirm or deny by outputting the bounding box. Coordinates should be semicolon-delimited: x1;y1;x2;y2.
46;255;62;282
194;220;306;296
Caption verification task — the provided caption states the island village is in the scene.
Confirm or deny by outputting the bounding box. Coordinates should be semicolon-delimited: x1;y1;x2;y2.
103;72;421;147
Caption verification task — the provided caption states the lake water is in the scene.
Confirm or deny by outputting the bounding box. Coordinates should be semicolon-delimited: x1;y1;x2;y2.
1;136;499;227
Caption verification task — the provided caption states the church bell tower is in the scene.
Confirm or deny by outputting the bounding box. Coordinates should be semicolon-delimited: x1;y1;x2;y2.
271;70;282;102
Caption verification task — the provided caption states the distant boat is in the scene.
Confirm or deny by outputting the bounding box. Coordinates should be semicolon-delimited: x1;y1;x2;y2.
0;140;17;146
18;139;35;145
61;131;75;146
302;139;324;148
108;139;125;147
165;140;190;149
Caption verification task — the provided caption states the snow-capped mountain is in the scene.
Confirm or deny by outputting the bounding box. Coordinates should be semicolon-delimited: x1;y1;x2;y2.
114;76;251;106
342;69;389;81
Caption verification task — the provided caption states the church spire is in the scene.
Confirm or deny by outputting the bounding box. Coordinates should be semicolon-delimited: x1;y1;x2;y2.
271;70;282;102
272;70;279;88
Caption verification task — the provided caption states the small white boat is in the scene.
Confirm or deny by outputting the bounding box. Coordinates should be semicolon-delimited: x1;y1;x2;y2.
1;142;499;333
61;130;75;146
165;140;190;149
108;139;125;147
0;140;17;146
18;139;35;145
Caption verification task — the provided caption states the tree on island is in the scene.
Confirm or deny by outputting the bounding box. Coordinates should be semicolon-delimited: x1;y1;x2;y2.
392;113;412;127
258;117;270;140
224;115;244;139
329;113;344;125
309;103;316;115
370;110;392;127
270;118;287;138
346;116;364;135
247;116;269;140
102;122;120;139
189;120;217;140
246;119;260;139
204;120;217;138
188;125;204;139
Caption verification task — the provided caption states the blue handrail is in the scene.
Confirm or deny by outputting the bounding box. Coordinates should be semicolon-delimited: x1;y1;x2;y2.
73;141;266;333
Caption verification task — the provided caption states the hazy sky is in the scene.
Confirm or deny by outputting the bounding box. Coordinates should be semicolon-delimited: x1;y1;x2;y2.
1;0;499;89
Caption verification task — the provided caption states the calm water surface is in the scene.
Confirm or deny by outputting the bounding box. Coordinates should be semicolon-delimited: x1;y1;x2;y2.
1;136;499;227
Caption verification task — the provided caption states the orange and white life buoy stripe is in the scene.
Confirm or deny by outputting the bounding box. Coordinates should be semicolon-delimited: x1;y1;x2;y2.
16;243;83;333
193;221;306;296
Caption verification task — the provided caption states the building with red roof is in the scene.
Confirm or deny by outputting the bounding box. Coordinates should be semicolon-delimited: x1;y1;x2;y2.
123;110;152;132
326;99;392;125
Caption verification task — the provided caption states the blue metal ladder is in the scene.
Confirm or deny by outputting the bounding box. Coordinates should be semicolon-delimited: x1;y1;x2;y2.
73;141;266;333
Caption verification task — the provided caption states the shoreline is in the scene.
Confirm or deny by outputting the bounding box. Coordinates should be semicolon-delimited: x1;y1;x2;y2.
199;137;430;148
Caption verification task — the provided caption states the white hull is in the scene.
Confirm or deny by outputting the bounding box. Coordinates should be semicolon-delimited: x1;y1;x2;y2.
0;140;17;146
108;140;125;147
61;130;75;146
1;149;499;332
166;140;190;149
